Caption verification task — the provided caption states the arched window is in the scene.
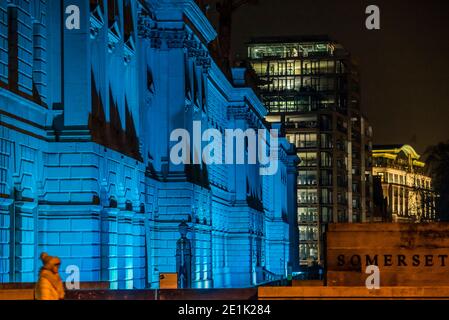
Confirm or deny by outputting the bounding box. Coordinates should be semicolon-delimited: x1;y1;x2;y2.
109;196;117;208
125;200;133;211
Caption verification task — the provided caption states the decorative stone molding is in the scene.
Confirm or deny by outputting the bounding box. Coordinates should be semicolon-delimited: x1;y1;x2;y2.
184;101;191;113
108;21;121;52
139;28;188;49
227;105;261;129
196;55;211;71
227;105;247;120
185;37;200;53
185;38;211;71
90;5;104;39
124;37;136;64
193;103;201;115
139;20;211;71
137;14;154;38
166;30;189;48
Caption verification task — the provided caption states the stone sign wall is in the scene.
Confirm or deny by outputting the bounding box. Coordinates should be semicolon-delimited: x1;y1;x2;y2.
326;223;449;286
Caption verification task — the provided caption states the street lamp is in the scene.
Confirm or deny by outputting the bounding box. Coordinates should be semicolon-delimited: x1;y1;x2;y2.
176;221;191;289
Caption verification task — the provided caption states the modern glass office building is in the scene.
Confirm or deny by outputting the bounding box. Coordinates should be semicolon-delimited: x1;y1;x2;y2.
247;36;374;266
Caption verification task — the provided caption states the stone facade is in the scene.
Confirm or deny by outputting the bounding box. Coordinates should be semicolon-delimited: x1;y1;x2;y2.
0;0;297;288
372;144;436;223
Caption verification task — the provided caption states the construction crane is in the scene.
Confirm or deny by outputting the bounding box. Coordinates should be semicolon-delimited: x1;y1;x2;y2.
214;0;258;75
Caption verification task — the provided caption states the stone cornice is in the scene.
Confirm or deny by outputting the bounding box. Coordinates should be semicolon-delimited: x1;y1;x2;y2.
139;22;212;75
143;0;217;43
233;88;267;120
227;105;265;130
138;27;188;49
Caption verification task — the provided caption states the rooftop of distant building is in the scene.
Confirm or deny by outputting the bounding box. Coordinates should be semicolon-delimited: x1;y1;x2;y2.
373;144;425;167
247;35;334;45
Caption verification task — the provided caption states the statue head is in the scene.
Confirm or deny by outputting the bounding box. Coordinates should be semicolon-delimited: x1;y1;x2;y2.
179;221;189;238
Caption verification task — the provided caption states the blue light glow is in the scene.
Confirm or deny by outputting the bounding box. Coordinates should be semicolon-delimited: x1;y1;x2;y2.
0;0;298;289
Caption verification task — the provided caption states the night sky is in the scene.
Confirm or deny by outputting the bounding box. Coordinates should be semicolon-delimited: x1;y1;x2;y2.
209;0;449;154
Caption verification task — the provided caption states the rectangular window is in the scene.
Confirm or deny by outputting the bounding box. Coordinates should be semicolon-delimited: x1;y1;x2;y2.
336;139;346;152
299;226;319;242
319;77;335;91
320;152;332;167
320;170;332;186
297;133;318;149
298;170;317;185
7;4;36;97
298;189;318;204
319;60;335;73
298;152;318;167
320;115;332;131
251;62;268;76
321;188;333;204
298;207;319;223
322;207;333;223
286;134;295;145
320;134;333;148
32;1;48;105
338;209;348;223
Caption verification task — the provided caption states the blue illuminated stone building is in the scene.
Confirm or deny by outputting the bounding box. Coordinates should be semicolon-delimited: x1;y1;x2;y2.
0;0;298;289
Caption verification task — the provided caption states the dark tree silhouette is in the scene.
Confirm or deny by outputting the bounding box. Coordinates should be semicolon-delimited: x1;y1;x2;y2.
372;175;390;222
425;141;449;221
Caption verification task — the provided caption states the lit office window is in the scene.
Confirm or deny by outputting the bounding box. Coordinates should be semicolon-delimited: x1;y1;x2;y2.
298;170;317;185
322;207;333;223
298;189;318;204
320;170;333;186
321;189;333;204
321;152;332;167
320;134;333;148
297;133;318;148
298;207;318;223
298;152;318;167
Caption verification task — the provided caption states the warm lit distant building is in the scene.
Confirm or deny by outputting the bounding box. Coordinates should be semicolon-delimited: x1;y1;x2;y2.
372;144;436;222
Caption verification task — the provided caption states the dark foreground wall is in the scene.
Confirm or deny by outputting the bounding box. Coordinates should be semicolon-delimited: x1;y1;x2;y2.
66;289;258;300
0;288;258;301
